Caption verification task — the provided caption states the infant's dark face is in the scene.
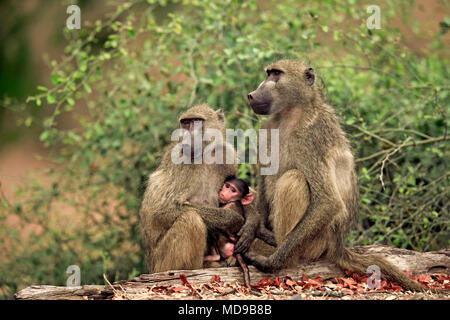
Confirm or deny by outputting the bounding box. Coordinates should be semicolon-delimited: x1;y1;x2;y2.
219;182;242;204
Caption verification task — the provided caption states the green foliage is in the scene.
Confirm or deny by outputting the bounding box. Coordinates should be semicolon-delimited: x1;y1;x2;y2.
0;0;448;298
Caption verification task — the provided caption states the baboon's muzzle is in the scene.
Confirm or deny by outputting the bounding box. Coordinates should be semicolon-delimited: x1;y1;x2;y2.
247;92;271;115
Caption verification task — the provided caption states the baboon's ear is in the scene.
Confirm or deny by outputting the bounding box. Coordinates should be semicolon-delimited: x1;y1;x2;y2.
216;109;225;122
305;67;315;86
241;192;255;206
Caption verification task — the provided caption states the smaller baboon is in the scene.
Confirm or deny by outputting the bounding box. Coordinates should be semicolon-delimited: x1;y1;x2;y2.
203;176;254;262
200;176;254;287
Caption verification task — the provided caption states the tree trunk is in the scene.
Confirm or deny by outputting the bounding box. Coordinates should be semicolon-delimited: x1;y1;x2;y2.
14;245;450;300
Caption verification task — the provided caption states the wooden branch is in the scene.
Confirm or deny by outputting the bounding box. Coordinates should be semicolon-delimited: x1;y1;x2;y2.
14;245;450;300
355;136;450;163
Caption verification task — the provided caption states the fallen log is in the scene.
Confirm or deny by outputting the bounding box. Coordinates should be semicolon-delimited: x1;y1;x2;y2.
14;245;450;300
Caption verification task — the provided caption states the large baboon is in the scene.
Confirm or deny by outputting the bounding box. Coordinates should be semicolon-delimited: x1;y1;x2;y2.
238;59;424;291
140;104;246;273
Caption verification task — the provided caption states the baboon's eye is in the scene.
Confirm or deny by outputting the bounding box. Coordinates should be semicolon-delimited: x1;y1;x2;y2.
305;67;315;86
267;69;283;77
180;118;204;129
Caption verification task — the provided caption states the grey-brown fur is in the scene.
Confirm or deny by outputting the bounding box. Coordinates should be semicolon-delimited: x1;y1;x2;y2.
139;103;245;273
239;59;424;292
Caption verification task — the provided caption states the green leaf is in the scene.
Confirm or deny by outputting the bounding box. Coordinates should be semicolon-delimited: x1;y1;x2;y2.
83;83;92;93
47;93;56;104
25;117;33;127
39;131;49;141
51;74;62;85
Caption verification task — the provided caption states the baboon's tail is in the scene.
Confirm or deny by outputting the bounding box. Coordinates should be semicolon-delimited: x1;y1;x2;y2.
335;247;425;292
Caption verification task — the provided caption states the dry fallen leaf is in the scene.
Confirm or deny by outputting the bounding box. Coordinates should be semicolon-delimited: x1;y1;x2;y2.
114;272;449;300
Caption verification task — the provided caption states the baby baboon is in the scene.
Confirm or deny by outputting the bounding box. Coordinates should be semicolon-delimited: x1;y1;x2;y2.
202;176;254;287
203;176;254;263
140;104;245;273
239;59;424;291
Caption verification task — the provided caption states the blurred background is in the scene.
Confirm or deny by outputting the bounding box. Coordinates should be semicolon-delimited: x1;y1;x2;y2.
0;0;448;299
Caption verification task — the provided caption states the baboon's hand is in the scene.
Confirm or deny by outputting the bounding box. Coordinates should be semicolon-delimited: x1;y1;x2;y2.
235;222;257;253
256;225;277;247
234;232;254;254
234;219;258;253
244;252;276;273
